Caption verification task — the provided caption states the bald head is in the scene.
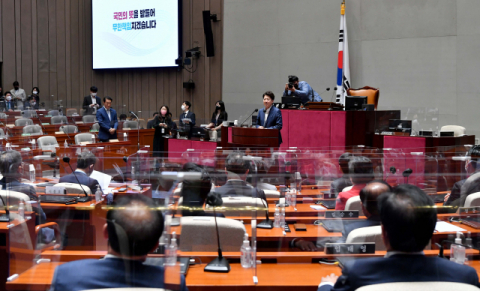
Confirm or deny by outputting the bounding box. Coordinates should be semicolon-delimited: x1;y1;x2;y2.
107;195;164;257
359;180;392;217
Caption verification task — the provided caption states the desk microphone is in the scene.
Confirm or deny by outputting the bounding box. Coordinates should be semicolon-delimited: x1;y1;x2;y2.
403;168;413;184
239;109;258;127
257;195;273;229
129;111;141;150
317;87;331;98
62;156;91;202
329;87;339;103
204;192;230;273
385;166;397;181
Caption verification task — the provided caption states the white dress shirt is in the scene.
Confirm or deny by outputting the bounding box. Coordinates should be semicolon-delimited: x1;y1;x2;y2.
263;106;271;127
104;107;111;120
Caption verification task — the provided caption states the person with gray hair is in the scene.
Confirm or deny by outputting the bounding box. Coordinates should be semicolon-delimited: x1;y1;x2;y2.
59;151;102;194
335;156;374;210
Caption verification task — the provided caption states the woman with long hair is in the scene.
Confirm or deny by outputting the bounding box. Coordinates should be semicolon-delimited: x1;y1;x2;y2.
153;105;176;156
206;100;228;131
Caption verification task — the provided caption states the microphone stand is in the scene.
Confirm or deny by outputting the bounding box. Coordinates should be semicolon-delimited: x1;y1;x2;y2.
257;198;273;229
63;157;91;202
204;205;230;273
129;111;141;150
239;109;259;127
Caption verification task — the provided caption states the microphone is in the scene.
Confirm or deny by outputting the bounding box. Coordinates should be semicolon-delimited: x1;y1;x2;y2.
0;195;11;222
330;86;339;103
257;197;273;229
239;108;258;127
204;191;230;273
129;111;141;150
62;156;91;202
317;87;331;98
385;166;397;181
403;168;413;184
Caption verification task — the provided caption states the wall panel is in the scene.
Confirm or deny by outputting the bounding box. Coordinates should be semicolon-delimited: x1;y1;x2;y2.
0;0;223;122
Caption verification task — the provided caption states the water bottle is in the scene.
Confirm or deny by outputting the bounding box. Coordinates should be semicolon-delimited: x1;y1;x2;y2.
285;192;291;207
295;172;302;194
273;207;281;228
123;132;128;141
29;164;35;183
240;233;252;268
18;202;25;219
64;139;68;148
166;232;178;266
290;189;297;208
31;139;36;150
95;186;102;203
91;134;96;144
450;232;466;264
280;207;286;228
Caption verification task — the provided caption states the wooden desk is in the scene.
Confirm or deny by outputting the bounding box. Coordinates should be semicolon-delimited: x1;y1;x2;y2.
7;257;480;291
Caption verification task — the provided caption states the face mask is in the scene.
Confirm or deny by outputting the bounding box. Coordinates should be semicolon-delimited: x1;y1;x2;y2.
161;109;167;115
216;105;221;109
31;102;36;106
91;93;97;97
33;91;38;94
181;105;186;111
14;87;19;90
6;96;11;101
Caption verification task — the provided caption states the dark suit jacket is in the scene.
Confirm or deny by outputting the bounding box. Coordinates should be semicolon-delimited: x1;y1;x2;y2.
5;100;15;111
256;106;283;145
82;96;102;115
330;175;353;197
215;180;267;202
458;171;480;207
444;179;466;206
147;119;155;129
51;257;188;291
341;216;381;241
179;111;196;137
318;254;480;291
96;107;118;141
59;171;101;193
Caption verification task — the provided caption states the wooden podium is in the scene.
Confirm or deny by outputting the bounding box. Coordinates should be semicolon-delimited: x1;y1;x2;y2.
222;127;279;148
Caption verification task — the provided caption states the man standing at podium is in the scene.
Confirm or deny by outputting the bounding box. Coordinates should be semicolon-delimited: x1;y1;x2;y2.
284;75;322;104
256;91;282;145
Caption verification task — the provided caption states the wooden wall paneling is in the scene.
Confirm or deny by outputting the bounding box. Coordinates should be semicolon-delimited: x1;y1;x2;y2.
69;0;80;109
139;70;148;118
2;0;16;91
78;0;85;107
192;0;206;122
132;69;142;114
203;0;211;122
115;70;122;113
104;70;116;101
32;0;38;89
119;70;129;115
0;0;2;63
168;69;178;118
56;0;67;106
83;0;93;99
64;0;72;108
155;70;164;114
181;0;192;119
15;0;22;82
37;0;50;107
126;70;134;115
148;69;157;117
20;0;33;94
47;0;57;103
209;0;223;111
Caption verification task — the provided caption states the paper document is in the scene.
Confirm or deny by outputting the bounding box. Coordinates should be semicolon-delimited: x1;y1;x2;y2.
181;118;192;123
435;221;466;233
90;170;112;192
310;205;327;210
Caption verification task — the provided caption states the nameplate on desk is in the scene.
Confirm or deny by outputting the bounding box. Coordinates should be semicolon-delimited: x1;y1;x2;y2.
42;123;49;125
123;128;131;130
45;115;52;117
90;130;99;132
80;141;91;145
325;211;359;218
6;124;14;128
109;139;119;142
75;121;83;124
46;186;66;195
21;147;31;151
55;132;63;135
459;207;480;215
380;131;394;136
325;243;375;254
21;133;31;136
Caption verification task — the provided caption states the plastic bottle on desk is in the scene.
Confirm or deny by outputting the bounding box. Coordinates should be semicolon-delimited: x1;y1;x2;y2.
240;233;252;268
29;164;36;183
95;186;102;203
295;172;302;194
91;134;96;144
18;202;25;219
64;139;68;148
290;189;297;208
31;139;36;150
166;232;178;266
450;232;466;264
280;207;286;228
273;207;281;228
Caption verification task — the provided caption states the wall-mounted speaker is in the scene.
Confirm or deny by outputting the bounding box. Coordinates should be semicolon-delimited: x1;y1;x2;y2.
202;11;215;57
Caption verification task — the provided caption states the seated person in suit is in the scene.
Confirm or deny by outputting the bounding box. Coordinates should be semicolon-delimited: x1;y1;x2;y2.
329;153;353;197
444;145;480;207
59;151;101;193
335;156;374;211
146;112;158;129
4;92;15;112
215;152;267;202
319;184;480;291
24;96;39;110
256;91;283;145
179;101;196;138
180;163;224;218
119;113;127;121
96;96;118;142
0;150;53;242
51;195;188;291
291;180;391;251
82;86;102;115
